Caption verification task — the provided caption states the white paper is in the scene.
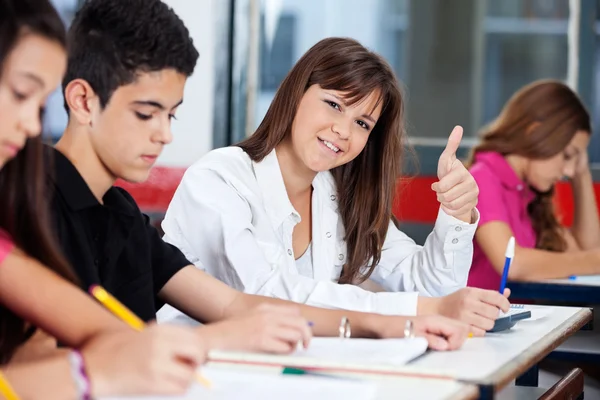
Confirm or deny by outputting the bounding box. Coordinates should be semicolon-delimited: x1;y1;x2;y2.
100;366;378;400
294;337;429;365
209;337;429;371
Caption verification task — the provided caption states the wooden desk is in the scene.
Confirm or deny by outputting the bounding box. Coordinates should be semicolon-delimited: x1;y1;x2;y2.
407;306;591;399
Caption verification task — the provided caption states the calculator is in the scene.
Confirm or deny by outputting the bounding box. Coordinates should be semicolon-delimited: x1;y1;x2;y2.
488;309;531;332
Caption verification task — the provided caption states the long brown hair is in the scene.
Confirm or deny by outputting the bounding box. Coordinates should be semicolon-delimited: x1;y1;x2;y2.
0;0;76;363
239;37;406;284
466;80;591;252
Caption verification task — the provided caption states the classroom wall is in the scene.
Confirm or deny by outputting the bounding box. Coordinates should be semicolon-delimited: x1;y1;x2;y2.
159;0;216;167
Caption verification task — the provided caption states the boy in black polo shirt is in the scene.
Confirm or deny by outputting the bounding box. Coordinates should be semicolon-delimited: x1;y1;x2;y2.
51;0;469;352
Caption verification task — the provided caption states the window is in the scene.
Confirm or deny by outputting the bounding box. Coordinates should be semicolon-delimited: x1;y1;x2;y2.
253;0;409;130
482;0;569;124
260;14;296;92
591;0;600;163
45;0;80;139
236;0;586;148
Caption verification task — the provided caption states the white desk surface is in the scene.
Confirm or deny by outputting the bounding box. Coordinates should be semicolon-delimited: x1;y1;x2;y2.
120;306;586;400
408;305;590;389
371;376;478;400
204;363;479;400
101;364;479;400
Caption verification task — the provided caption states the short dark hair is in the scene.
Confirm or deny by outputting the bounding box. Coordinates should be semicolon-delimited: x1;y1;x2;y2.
63;0;199;111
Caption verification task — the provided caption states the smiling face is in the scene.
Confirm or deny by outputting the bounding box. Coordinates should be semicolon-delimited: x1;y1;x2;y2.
0;33;66;168
82;69;186;183
286;84;383;173
524;130;590;192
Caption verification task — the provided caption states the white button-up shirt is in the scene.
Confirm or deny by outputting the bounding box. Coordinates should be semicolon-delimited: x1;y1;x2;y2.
156;147;478;324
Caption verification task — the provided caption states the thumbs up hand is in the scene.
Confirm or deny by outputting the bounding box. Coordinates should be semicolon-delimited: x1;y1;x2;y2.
432;126;479;223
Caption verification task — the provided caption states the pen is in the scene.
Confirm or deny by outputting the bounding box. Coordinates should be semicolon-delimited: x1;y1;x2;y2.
0;371;19;400
89;285;212;388
499;237;515;294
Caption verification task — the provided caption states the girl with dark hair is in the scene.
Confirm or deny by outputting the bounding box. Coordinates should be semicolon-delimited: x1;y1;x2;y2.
0;0;206;397
467;80;600;289
159;37;510;335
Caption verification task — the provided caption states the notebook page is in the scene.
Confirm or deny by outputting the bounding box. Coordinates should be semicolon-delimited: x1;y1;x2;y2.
209;337;429;372
100;366;378;400
295;337;428;364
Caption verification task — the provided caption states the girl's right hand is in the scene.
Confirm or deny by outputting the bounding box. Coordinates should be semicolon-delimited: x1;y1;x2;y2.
377;314;469;351
83;323;206;397
199;303;313;353
411;315;470;350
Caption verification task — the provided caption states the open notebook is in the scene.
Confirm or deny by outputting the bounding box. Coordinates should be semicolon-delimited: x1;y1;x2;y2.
208;337;429;374
100;366;378;400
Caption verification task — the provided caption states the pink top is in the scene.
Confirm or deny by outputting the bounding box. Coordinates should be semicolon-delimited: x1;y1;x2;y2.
0;229;14;264
467;152;537;290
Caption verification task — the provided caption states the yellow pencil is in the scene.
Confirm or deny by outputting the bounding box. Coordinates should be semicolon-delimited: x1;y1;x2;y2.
89;285;212;388
90;285;145;331
0;371;20;400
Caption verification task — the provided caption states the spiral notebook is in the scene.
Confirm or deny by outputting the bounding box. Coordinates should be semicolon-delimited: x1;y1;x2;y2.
208;337;429;374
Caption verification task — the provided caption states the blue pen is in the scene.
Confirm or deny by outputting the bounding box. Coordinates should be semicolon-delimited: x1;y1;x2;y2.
499;237;515;294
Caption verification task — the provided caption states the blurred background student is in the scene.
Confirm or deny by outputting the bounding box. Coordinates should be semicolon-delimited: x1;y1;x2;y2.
466;80;599;290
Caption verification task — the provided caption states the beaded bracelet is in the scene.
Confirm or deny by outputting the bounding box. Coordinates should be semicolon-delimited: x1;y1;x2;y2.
68;350;91;400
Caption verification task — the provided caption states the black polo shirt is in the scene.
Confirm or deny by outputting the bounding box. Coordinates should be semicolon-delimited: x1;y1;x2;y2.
47;147;190;322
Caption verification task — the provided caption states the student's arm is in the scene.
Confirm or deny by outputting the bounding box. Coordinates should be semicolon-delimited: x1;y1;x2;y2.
476;221;600;280
0;249;126;348
10;330;58;364
161;168;432;316
3;324;206;399
569;152;600;250
2;354;78;400
371;209;478;296
159;168;505;335
370;127;478;296
161;265;472;345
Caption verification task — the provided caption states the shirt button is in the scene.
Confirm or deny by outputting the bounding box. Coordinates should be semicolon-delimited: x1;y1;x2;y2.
455;226;462;232
452;238;459;244
288;249;293;256
330;195;336;201
338;254;344;260
516;184;523;191
326;232;332;238
94;258;100;266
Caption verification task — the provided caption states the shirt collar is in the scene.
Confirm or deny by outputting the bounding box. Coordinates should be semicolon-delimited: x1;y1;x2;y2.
252;149;299;228
474;151;535;203
48;146;135;216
